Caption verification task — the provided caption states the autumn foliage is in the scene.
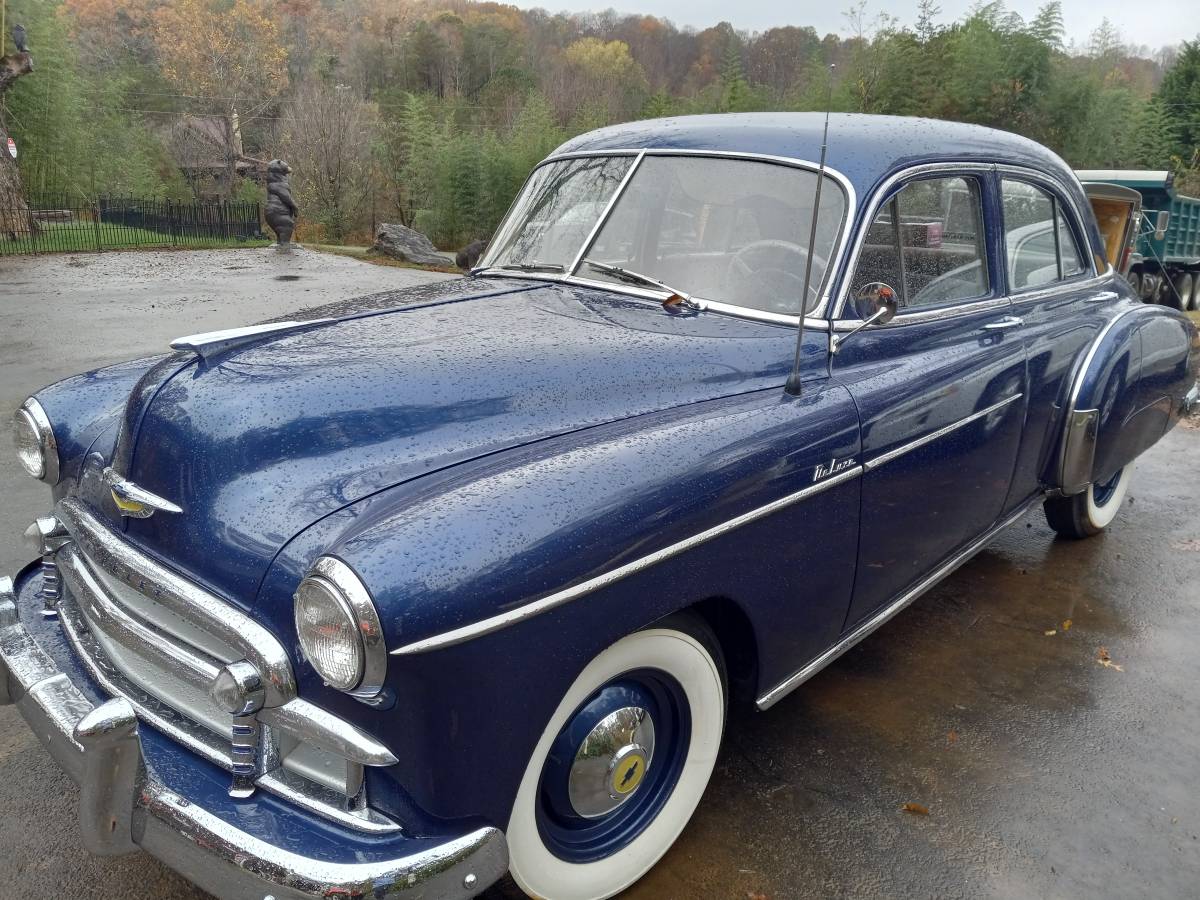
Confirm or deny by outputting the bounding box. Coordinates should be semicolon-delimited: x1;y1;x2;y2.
1;0;1197;247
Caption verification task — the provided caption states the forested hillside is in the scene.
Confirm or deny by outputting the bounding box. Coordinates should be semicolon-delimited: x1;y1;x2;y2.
3;0;1198;248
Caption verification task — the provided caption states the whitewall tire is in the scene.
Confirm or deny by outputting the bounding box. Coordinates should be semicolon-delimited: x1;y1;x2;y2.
1044;465;1133;539
507;618;725;900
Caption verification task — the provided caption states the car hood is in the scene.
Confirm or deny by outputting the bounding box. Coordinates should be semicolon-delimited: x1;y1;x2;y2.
111;278;796;605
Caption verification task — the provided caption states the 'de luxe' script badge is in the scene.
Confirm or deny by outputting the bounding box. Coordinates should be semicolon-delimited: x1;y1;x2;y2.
812;457;856;483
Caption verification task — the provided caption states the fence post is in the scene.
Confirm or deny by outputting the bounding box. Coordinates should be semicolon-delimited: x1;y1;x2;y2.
91;202;102;252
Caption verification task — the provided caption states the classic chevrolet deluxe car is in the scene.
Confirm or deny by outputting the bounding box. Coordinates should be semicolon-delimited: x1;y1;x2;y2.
3;114;1199;900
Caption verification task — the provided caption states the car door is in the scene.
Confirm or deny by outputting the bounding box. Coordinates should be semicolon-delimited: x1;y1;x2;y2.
831;167;1029;629
996;173;1115;513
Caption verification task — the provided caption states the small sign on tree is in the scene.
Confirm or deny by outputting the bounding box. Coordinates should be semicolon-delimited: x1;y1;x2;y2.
7;137;15;159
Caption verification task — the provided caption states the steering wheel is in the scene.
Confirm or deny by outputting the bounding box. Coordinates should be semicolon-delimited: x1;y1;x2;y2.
725;240;827;315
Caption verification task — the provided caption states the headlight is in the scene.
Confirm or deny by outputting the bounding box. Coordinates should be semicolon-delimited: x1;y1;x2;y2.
13;398;59;484
294;557;385;697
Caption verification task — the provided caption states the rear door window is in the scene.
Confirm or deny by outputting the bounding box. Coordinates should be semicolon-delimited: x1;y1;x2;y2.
1001;180;1088;290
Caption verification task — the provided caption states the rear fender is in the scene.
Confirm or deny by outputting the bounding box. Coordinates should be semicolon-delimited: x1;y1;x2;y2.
1053;304;1198;494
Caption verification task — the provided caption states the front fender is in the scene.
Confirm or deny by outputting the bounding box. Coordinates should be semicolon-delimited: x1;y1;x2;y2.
26;356;165;493
1053;303;1198;494
256;381;862;830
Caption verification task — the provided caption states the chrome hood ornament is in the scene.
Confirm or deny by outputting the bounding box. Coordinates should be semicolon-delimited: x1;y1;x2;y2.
102;467;183;518
170;319;334;362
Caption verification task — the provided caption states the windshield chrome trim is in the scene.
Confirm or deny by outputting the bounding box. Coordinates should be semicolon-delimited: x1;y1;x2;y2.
480;148;857;326
567;150;646;274
391;464;863;656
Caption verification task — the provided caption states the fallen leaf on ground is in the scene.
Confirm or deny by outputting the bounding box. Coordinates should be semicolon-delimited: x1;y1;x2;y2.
1097;646;1125;672
1044;629;1057;636
1171;539;1200;552
947;730;958;745
902;802;930;816
747;892;768;900
1062;619;1072;631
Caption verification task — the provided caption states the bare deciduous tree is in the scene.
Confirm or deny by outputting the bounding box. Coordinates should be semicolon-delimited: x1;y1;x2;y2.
279;81;377;242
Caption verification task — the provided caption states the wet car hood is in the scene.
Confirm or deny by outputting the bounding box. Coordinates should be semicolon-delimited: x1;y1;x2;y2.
112;278;796;605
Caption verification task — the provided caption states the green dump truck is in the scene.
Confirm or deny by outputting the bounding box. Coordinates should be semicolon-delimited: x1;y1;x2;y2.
1075;169;1200;311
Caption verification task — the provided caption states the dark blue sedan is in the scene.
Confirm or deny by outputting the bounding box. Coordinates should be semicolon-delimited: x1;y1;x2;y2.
3;114;1199;900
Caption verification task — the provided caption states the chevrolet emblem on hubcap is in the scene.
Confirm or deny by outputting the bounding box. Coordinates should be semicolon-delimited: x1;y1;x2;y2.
609;745;647;797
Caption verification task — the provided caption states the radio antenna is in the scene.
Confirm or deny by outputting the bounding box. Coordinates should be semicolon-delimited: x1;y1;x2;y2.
785;63;835;397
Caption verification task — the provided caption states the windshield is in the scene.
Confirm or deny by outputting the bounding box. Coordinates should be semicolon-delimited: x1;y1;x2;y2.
479;154;847;316
484;155;634;271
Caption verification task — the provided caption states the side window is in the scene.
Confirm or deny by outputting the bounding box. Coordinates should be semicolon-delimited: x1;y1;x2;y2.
849;175;989;313
1001;179;1087;290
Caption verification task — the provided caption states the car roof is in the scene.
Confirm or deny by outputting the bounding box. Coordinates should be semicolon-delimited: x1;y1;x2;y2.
552;112;1106;266
553;113;1075;201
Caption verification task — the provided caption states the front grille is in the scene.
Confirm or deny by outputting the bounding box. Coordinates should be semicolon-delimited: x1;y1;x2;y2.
53;498;399;833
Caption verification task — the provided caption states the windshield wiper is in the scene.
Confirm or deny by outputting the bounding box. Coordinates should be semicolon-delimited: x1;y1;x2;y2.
580;259;702;310
475;261;565;274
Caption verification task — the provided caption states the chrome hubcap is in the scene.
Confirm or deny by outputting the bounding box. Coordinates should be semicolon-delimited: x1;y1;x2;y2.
568;706;655;818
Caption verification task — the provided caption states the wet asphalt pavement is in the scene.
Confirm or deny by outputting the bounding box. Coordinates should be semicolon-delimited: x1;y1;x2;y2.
1;250;1198;899
0;249;452;899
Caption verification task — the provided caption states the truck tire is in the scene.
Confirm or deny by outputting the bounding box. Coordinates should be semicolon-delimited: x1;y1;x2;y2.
1140;272;1160;303
1126;271;1142;297
1189;273;1200;311
1166;273;1192;311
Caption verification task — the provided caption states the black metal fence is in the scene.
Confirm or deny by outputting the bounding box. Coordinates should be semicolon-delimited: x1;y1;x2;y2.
1;196;264;255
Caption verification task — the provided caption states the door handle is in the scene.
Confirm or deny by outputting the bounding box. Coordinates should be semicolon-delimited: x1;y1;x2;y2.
982;316;1024;330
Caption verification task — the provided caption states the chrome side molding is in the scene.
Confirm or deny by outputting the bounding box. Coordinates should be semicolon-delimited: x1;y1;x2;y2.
169;319;334;362
863;393;1024;472
392;464;864;656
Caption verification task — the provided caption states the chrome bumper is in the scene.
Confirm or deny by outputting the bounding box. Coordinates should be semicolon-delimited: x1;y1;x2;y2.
0;574;508;899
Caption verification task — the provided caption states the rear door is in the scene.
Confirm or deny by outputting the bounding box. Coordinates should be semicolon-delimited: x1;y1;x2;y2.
831;166;1029;629
997;173;1114;512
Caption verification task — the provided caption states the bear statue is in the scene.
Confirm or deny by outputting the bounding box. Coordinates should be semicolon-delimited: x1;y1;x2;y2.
265;159;298;247
455;239;488;271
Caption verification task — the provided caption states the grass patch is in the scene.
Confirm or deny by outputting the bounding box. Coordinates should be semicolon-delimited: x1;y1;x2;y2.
1;221;269;255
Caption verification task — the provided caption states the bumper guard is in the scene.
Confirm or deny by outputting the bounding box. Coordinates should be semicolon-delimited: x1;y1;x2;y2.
0;574;508;899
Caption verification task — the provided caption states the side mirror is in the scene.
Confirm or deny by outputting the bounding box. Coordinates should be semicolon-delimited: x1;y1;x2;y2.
1154;211;1170;242
853;282;898;324
832;282;899;354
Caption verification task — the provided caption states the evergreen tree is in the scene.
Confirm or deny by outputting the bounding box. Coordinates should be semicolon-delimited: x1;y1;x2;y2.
1030;3;1065;52
1156;40;1200;163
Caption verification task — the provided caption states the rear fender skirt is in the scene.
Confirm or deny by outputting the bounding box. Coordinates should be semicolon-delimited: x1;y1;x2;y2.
1052;304;1195;494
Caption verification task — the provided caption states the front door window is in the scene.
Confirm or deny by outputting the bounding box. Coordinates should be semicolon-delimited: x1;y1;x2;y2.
850;175;989;312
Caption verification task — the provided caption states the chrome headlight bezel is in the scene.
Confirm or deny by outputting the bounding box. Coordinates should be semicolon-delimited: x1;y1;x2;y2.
13;398;60;485
294;557;386;697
